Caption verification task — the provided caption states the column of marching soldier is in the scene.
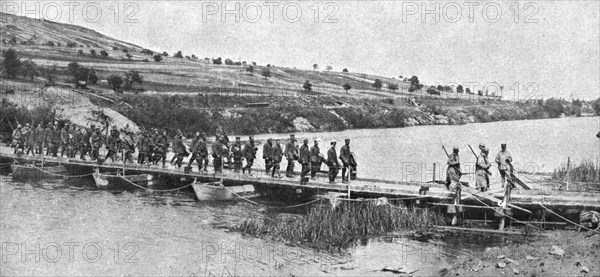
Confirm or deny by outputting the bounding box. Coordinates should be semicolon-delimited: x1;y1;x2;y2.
10;122;357;184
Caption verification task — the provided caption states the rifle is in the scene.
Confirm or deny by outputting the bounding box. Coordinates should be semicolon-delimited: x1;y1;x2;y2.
439;139;449;158
468;144;492;176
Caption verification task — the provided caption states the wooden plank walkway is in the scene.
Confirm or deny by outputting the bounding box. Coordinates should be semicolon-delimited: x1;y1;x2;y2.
1;146;599;208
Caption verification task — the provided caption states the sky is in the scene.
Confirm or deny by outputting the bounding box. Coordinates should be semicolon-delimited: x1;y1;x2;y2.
3;0;599;100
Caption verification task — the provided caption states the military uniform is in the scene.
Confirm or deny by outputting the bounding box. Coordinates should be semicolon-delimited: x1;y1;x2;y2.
446;150;461;191
35;125;45;154
212;139;224;173
495;146;513;188
45;125;60;157
172;132;187;168
309;142;321;179
475;148;491;192
263;139;273;175
155;133;169;166
11;126;23;154
242;138;257;175
90;129;102;160
339;139;351;182
271;141;283;178
284;136;297;177
327;142;340;183
299;140;310;184
25;125;37;155
59;125;70;157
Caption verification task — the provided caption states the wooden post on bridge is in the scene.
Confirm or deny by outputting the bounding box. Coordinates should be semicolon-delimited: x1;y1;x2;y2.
566;157;571;191
497;178;514;231
433;163;436;182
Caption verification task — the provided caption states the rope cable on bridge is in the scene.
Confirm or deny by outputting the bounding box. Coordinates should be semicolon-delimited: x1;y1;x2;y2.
536;203;600;235
468;194;545;231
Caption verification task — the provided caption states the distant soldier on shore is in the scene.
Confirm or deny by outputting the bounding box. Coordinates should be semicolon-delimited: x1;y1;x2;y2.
263;138;273;175
340;139;351;183
327;141;340;183
299;139;310;185
271;139;283;178
25;123;37;155
495;143;513;188
284;134;297;177
309;139;321;179
446;146;461;190
35;123;45;154
475;144;492;192
11;124;23;154
242;136;257;175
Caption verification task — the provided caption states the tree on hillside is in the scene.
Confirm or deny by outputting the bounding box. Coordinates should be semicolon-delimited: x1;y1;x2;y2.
427;86;440;95
174;51;183;58
303;80;312;92
252;62;257;66
372;79;383;91
123;70;143;90
342;83;351;93
246;66;254;73
141;49;153;56
67;62;80;76
342;68;348;73
67;62;98;85
387;83;399;91
326;65;332;71
2;48;22;78
399;75;403;79
212;57;222;64
153;54;162;62
90;49;97;56
66;42;77;48
261;68;271;79
77;50;84;55
100;50;109;57
225;58;234;65
112;46;119;50
456;85;464;93
191;54;197;60
45;41;55;47
466;87;472;94
162;51;168;56
408;76;423;92
313;64;318;71
436;85;443;91
107;75;123;93
477;90;483;96
20;60;39;81
122;49;129;53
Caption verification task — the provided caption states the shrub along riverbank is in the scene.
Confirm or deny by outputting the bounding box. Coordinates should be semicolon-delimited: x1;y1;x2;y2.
86;94;599;136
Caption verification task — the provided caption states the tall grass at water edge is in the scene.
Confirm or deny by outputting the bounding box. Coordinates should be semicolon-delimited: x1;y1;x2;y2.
236;201;445;250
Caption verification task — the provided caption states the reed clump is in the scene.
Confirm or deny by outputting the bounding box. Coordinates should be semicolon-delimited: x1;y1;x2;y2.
236;201;444;250
552;159;599;184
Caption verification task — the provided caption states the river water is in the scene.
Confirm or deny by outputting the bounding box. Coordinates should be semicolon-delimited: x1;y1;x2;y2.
1;117;597;276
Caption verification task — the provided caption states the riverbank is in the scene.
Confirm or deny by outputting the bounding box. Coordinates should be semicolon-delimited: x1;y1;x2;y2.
439;229;599;276
85;92;597;136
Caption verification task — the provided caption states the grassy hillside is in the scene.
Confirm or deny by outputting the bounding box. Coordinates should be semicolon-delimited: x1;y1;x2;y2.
1;12;597;137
